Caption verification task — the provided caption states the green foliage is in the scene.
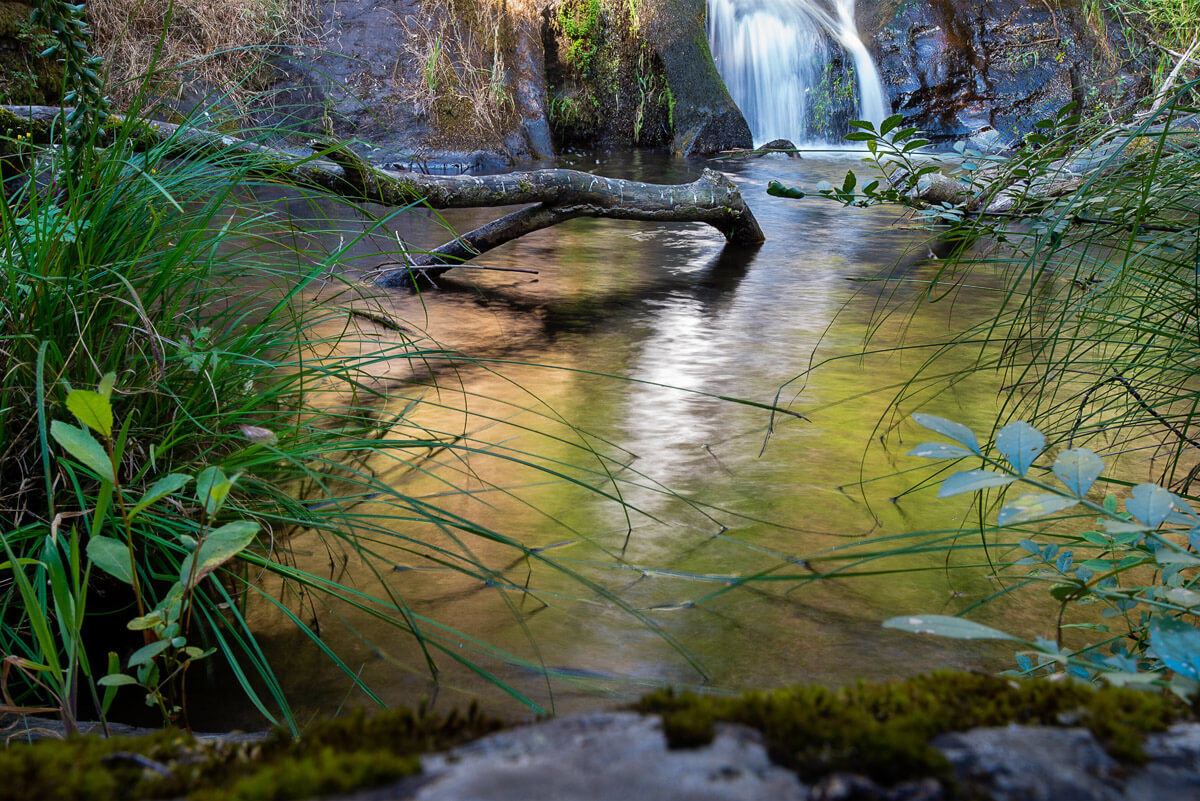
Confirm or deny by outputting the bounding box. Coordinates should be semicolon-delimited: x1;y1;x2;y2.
0;0;754;732
557;0;603;77
890;414;1200;695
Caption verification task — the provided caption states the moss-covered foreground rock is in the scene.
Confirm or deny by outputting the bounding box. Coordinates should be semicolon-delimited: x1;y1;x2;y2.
1;672;1193;800
638;671;1189;788
0;704;503;801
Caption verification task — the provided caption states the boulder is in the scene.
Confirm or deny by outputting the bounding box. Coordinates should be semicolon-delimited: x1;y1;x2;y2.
867;0;1148;145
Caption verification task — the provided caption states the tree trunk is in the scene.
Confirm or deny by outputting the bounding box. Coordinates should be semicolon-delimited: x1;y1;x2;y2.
0;106;764;285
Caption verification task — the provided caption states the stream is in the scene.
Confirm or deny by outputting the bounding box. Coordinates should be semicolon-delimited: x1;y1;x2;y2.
192;150;1064;728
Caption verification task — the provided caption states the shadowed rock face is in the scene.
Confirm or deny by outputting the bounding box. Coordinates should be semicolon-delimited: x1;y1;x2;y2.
258;0;749;166
868;0;1147;145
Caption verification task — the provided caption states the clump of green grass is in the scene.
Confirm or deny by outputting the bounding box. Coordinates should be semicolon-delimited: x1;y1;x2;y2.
0;2;729;733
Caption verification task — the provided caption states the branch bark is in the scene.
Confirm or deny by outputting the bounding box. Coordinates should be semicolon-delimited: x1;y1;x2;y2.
0;106;765;285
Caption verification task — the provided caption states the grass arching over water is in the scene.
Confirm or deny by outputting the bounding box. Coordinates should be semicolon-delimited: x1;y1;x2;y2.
777;82;1200;683
0;59;775;728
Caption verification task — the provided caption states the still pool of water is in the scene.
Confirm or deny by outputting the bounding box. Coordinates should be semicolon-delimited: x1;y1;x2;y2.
213;150;1056;727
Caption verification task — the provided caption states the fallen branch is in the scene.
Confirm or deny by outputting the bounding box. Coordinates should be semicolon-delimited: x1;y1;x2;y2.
0;106;765;286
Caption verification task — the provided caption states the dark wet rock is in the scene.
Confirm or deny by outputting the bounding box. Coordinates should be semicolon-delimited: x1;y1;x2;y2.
646;0;752;155
756;138;801;157
868;0;1148;145
542;0;748;155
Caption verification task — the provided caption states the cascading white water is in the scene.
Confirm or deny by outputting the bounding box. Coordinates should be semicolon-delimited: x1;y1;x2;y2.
706;0;888;146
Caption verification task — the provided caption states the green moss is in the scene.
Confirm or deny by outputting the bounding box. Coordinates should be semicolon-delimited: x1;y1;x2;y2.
548;0;671;146
558;0;603;76
0;2;63;105
638;671;1187;788
0;703;504;801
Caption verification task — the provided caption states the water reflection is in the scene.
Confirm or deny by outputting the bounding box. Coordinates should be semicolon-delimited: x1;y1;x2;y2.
204;151;1048;728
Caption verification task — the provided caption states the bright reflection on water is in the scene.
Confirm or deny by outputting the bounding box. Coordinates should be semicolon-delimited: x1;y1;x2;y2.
214;151;1051;727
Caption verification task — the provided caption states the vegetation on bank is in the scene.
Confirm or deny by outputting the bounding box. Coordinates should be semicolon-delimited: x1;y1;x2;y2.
2;0;723;734
0;672;1190;800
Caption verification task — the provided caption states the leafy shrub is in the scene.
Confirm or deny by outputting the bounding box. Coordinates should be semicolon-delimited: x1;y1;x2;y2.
886;414;1200;697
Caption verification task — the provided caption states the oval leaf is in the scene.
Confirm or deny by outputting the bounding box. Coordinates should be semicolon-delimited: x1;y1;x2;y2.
998;493;1079;526
996;421;1045;477
179;520;259;588
1127;483;1174;529
66;389;113;438
1052;448;1104;498
884;615;1021;641
908;442;975;459
130;473;191;519
127;639;170;669
195;466;232;517
1149;617;1200;681
913;414;981;454
938;470;1015;498
86;536;133;584
50;421;114;483
98;673;138;687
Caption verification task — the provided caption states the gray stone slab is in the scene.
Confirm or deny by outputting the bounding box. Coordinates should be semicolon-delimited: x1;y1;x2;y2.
388;711;807;801
933;725;1123;801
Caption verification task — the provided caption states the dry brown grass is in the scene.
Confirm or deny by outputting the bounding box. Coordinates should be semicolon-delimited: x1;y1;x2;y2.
396;0;523;148
88;0;312;110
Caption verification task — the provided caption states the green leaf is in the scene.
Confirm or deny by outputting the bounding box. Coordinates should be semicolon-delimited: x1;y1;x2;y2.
1127;483;1174;529
883;614;1022;641
86;536;133;584
1157;551;1200;567
195;466;232;516
97;371;116;399
1149;617;1200;680
50;420;114;483
996;421;1044;476
127;639;170;669
998;493;1078;526
127;611;164;631
66;389;113;438
908;442;974;459
1166;588;1200;609
98;673;138;687
130;473;191;519
841;170;856;195
912;414;980;454
938;470;1015;497
179;520;259;588
880;113;903;136
1052;449;1104;498
766;180;805;199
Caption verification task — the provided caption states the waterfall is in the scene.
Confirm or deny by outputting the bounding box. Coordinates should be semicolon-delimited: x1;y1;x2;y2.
706;0;888;146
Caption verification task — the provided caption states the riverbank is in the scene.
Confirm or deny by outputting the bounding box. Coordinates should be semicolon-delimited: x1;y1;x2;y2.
4;672;1198;801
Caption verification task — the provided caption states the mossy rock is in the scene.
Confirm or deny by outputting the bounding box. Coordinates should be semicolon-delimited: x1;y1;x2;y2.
0;703;504;801
544;0;673;148
1;673;1192;799
639;671;1190;790
0;2;63;106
